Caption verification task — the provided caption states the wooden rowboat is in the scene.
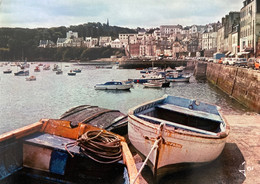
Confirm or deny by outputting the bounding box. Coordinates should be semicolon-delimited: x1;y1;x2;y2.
0;118;139;183
128;95;229;180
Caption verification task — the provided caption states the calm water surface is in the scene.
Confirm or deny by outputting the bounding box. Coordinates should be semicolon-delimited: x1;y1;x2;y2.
0;62;248;134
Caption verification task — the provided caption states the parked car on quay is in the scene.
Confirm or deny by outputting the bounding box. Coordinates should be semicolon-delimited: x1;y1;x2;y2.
234;58;247;67
247;58;256;69
221;57;247;66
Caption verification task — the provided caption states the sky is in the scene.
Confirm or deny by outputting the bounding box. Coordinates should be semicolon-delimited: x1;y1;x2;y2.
0;0;243;29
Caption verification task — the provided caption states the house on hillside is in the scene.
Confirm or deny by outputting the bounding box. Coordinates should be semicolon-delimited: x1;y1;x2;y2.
39;40;56;48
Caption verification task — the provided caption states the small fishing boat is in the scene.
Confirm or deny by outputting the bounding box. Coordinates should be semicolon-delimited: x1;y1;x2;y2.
26;75;36;81
14;70;29;76
166;72;191;82
95;80;131;90
73;68;81;73
34;66;40;72
129;75;164;84
175;66;185;72
128;95;229;180
143;80;163;88
68;70;76;76
56;69;63;75
52;64;59;71
0;118;139;183
43;65;51;70
3;69;12;74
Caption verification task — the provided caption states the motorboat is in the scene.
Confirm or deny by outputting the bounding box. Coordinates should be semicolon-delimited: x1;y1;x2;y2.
175;66;185;72
68;70;76;76
56;69;63;75
73;68;81;73
143;80;163;88
128;95;229;180
52;64;59;71
43;65;51;70
95;81;131;90
166;72;191;82
34;66;40;72
129;75;164;84
14;70;29;76
3;69;12;74
26;75;36;81
0;117;139;183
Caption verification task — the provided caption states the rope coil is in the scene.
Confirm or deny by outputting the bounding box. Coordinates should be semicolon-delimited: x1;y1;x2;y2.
65;130;122;164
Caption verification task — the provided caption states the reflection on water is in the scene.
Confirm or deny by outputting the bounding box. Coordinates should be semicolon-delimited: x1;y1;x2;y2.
0;62;249;134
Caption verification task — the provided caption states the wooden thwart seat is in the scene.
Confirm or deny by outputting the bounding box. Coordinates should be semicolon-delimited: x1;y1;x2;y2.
157;104;223;123
137;114;218;136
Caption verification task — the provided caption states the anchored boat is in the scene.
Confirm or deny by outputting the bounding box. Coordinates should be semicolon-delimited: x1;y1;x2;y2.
95;80;131;90
0;114;139;183
128;95;229;180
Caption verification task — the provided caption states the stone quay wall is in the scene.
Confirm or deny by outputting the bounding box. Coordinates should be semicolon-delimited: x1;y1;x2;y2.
119;59;188;69
206;63;260;113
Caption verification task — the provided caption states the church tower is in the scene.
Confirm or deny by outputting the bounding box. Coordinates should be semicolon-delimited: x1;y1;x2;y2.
107;18;109;26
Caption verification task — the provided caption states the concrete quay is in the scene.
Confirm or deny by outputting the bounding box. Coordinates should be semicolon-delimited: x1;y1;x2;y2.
133;114;260;184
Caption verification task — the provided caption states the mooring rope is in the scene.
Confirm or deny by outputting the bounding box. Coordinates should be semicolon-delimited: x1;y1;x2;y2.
65;130;122;164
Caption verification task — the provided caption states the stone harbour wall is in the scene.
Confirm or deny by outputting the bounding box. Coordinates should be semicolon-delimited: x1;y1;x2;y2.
206;63;260;113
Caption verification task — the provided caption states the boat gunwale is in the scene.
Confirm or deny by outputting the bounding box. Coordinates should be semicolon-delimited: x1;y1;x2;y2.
0;119;139;184
128;95;229;139
128;115;228;141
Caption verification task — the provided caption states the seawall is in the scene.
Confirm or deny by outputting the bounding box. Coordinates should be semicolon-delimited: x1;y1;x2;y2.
119;59;188;69
206;63;260;113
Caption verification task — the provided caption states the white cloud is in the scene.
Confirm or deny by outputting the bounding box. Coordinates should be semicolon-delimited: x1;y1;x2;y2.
0;0;243;28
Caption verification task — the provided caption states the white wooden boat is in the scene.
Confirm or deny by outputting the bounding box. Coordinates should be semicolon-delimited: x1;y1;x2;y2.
166;72;191;82
95;81;131;90
26;75;36;81
143;80;163;88
128;95;229;180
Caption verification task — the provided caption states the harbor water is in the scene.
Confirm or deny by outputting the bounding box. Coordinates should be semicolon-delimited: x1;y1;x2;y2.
0;62;249;134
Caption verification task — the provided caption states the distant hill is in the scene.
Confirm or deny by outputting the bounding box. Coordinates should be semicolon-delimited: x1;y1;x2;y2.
0;22;137;61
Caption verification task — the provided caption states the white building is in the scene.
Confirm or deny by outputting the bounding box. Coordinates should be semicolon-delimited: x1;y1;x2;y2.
85;37;98;47
57;38;67;47
202;31;217;50
99;36;112;47
66;31;78;39
189;25;207;34
160;25;183;36
111;39;123;48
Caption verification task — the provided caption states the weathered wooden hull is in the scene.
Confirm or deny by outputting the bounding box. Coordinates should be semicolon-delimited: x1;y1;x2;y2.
128;95;229;178
128;115;227;168
0;119;139;184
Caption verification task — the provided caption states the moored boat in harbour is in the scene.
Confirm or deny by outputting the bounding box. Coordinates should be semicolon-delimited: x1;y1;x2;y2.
68;70;76;76
143;80;163;88
0;117;139;183
14;70;29;76
128;95;229;180
95;80;132;90
25;75;36;81
166;71;191;82
3;69;12;74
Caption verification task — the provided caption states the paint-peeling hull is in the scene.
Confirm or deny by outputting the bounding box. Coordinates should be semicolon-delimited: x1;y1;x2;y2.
0;119;139;184
128;95;229;178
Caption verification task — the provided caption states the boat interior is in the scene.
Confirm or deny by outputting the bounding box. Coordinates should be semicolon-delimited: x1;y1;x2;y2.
136;103;223;134
0;119;130;184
